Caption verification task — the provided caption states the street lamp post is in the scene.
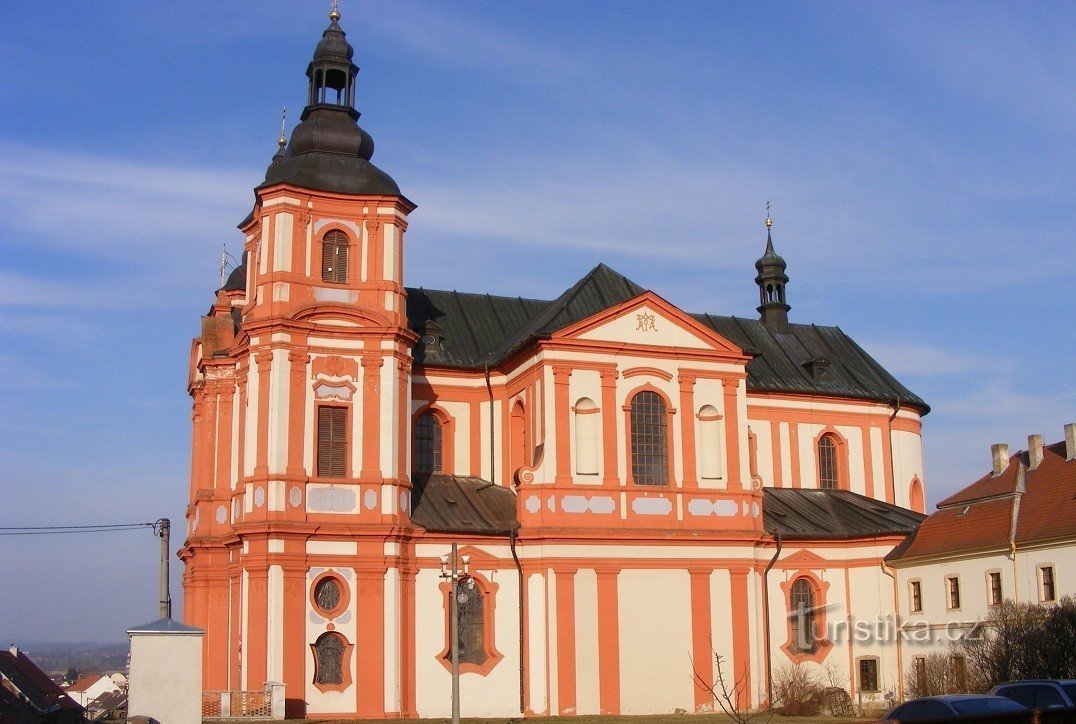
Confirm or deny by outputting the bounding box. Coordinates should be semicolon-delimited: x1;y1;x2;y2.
440;543;471;724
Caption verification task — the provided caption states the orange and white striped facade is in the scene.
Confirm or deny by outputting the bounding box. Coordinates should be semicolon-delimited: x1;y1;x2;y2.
182;185;928;719
181;13;930;719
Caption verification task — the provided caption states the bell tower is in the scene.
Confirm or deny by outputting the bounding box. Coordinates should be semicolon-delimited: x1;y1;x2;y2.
754;214;791;333
183;5;417;715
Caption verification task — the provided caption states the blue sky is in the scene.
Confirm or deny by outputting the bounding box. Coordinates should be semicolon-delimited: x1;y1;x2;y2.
0;1;1072;643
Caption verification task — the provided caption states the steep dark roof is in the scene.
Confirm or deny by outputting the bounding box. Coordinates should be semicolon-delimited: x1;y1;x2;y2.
221;261;927;410
763;488;926;540
406;263;927;411
0;648;82;716
410;474;520;535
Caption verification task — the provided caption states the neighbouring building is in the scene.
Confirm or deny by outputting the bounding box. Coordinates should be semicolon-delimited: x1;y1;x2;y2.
887;425;1076;689
181;8;932;718
63;675;119;709
0;646;84;723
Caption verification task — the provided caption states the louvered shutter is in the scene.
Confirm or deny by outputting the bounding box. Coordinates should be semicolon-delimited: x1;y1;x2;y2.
322;231;348;284
317;406;347;478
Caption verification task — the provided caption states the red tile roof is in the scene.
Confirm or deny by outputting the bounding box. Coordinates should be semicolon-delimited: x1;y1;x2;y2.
65;673;105;693
890;439;1076;562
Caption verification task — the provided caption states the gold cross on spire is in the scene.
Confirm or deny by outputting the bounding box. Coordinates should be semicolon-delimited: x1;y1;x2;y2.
765;200;773;229
329;0;340;22
278;107;287;147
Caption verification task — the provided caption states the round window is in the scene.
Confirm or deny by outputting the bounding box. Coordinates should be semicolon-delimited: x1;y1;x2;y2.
313;576;343;615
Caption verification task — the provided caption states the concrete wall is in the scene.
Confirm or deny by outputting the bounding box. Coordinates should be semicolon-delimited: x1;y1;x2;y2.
128;631;203;724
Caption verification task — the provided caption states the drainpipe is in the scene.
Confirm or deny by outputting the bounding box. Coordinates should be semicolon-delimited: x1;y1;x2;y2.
881;559;904;701
510;527;525;714
762;532;782;706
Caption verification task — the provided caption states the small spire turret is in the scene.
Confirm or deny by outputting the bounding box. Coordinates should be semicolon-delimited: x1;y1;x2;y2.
754;205;790;333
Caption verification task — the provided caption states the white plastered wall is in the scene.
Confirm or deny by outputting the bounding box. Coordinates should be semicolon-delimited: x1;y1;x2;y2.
617;569;694;713
412;563;521;717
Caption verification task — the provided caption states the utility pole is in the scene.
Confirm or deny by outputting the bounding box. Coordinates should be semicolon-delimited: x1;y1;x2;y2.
155;518;171;619
440;543;471;724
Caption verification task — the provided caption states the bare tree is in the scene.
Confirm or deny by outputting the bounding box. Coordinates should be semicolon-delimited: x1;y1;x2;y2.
958;596;1076;688
692;652;767;724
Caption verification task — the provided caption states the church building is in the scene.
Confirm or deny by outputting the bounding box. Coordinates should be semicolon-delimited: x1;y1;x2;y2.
181;9;930;718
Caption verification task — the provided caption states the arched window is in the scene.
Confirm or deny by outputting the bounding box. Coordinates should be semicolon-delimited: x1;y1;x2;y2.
817;434;839;490
313;632;346;686
413;411;443;475
321;230;349;284
455;580;487;666
630;390;668;486
789;578;817;654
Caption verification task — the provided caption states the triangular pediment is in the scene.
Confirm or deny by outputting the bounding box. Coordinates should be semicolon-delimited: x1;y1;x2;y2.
552;292;746;357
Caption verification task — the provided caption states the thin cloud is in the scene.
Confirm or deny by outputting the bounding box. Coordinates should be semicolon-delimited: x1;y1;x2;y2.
859;341;998;377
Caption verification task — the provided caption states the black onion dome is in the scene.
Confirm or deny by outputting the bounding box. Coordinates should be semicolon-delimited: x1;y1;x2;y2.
311;20;355;64
259;13;402;198
755;230;786;271
222;262;247;291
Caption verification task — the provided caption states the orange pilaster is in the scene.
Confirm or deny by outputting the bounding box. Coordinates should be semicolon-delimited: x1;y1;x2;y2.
215;386;234;491
596;568;620;715
246;566;269;689
679;374;697;488
286;350;310;478
721;378;742;489
205;573;230;690
555;568;577;714
600;369;619;485
360;355;383;482
253;350;273;477
862;423;876;499
689;568;714;710
400;565;418;717
469;399;481;477
281;565;307;718
553;366;572;484
354;568;386;715
729;567;752;710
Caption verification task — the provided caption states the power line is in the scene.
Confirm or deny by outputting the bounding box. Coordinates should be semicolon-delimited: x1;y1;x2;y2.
0;522;157;537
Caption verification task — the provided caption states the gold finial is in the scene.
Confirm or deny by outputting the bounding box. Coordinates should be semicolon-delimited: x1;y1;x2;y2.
329;0;340;22
278;107;287;147
765;200;773;228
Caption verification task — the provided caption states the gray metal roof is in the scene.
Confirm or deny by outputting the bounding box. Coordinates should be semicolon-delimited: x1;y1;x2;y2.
126;617;205;635
763;488;925;539
410;474;520;535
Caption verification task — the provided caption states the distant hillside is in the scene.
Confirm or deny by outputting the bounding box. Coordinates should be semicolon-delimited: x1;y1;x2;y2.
4;641;129;676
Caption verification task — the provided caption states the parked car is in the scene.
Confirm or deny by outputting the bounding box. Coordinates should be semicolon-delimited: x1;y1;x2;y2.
881;694;1029;720
991;679;1076;710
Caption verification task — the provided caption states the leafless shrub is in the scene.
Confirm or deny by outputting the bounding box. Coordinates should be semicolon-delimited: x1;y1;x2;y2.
957;596;1076;688
771;662;823;716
